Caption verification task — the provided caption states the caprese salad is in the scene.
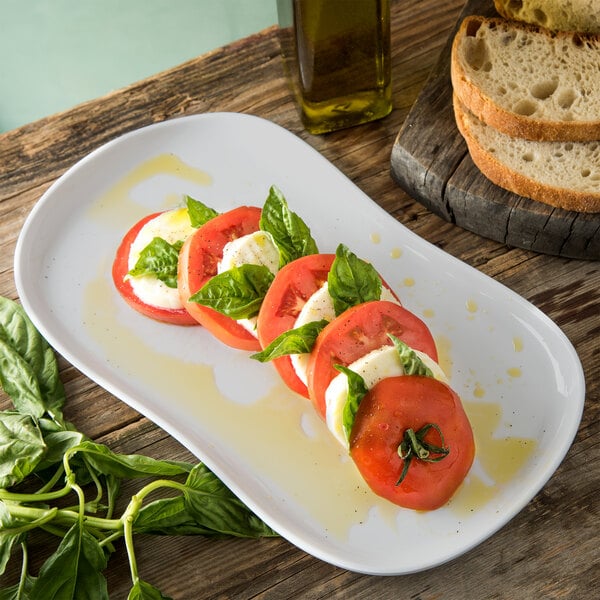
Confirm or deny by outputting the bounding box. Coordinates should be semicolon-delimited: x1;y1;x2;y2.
112;195;218;325
113;186;475;511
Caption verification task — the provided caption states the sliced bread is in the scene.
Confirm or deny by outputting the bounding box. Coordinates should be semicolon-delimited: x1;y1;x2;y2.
451;16;600;142
494;0;600;34
453;96;600;213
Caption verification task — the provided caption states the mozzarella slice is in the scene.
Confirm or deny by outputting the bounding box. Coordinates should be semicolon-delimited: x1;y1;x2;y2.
290;283;400;386
217;230;280;336
127;208;196;309
290;283;337;385
325;345;447;449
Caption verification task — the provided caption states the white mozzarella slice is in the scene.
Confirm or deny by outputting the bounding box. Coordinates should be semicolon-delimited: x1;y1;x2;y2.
127;208;196;309
290;283;337;386
325;346;447;449
217;230;280;336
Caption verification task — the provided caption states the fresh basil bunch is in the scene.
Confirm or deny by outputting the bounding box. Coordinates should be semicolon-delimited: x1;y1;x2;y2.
0;296;276;599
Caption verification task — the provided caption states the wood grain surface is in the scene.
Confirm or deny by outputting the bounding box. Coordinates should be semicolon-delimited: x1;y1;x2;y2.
391;0;600;260
1;1;598;598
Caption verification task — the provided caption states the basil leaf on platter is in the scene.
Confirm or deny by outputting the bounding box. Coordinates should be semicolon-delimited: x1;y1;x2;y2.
128;237;183;289
328;244;382;316
389;334;434;377
335;365;369;443
185;195;219;228
189;264;275;320
251;319;329;362
259;186;318;267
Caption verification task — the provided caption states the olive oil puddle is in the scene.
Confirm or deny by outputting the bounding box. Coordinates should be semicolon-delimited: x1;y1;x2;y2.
88;153;212;226
84;153;539;541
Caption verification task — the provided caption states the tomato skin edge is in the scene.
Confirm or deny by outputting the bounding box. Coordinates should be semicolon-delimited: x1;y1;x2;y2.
177;205;263;351
256;253;336;397
112;212;199;326
349;375;475;511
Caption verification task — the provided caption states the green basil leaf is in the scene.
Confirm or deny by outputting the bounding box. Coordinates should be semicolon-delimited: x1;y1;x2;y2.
35;430;86;471
189;264;274;320
251;320;329;362
183;464;278;538
328;244;382;316
0;502;28;577
388;334;434;377
335;365;369;443
68;441;192;479
185;195;218;228
128;237;183;289
0;573;36;599
0;340;45;420
259;186;318;267
0;297;65;421
134;496;217;537
30;521;109;599
0;412;47;488
128;580;172;600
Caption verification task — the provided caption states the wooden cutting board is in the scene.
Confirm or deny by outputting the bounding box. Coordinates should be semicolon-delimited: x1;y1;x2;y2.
390;0;600;260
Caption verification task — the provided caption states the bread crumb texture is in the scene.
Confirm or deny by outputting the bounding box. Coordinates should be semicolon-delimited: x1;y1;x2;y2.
464;109;600;193
459;18;600;122
494;0;600;34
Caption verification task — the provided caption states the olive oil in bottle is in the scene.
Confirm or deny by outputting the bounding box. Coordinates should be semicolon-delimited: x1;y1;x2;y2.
277;0;392;134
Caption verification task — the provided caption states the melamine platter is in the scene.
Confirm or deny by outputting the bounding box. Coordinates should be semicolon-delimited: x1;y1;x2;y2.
14;113;585;575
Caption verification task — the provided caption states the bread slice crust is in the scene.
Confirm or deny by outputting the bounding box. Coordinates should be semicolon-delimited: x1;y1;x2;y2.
493;0;600;34
453;96;600;213
451;16;600;142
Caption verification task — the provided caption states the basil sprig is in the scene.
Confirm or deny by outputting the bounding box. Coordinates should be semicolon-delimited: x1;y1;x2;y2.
189;264;275;320
328;244;382;316
0;296;276;599
259;186;318;267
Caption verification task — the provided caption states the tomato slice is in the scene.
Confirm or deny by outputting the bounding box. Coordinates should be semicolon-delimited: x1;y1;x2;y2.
178;205;263;350
349;375;475;510
112;212;198;326
307;300;438;418
256;253;336;396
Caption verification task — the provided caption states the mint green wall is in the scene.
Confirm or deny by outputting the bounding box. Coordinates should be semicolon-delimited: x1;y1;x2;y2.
0;1;277;132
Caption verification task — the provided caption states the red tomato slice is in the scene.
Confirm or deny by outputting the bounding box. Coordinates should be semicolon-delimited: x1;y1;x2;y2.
257;255;403;398
307;300;438;418
350;375;475;510
112;212;198;326
257;253;336;396
178;205;263;350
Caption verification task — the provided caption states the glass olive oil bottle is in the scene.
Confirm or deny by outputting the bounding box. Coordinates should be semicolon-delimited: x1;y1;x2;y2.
277;0;392;134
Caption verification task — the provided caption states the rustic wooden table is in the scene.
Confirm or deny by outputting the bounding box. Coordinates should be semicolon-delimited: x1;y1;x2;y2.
1;0;598;598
